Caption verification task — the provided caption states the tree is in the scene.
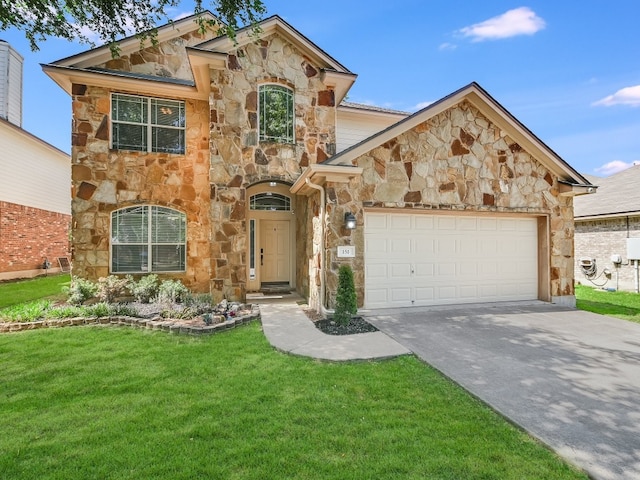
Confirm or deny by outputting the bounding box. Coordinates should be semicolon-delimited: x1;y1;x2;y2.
334;264;357;326
0;0;266;54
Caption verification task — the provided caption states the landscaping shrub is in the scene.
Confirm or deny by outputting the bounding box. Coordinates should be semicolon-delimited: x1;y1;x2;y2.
96;276;130;303
66;278;98;305
128;274;159;303
334;264;357;325
157;280;190;304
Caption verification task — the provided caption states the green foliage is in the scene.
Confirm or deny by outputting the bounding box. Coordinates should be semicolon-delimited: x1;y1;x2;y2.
334;264;357;325
128;275;160;303
0;300;52;322
66;277;98;305
157;279;190;304
95;276;130;303
1;0;266;53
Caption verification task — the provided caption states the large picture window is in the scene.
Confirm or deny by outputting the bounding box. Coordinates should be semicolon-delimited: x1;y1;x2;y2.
259;85;294;144
111;206;186;273
111;93;186;154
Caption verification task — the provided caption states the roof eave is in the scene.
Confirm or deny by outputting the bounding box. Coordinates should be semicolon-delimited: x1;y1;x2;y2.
290;164;363;195
42;63;206;100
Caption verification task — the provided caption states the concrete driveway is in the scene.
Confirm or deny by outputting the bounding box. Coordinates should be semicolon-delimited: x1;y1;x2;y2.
364;302;640;480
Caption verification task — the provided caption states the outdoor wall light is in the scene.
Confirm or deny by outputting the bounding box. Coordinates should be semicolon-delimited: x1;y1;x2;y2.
344;212;357;230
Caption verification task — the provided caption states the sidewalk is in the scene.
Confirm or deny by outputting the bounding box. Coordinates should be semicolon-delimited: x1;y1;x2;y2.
253;293;410;361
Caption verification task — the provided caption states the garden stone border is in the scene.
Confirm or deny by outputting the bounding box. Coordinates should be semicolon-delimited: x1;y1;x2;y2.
0;305;261;335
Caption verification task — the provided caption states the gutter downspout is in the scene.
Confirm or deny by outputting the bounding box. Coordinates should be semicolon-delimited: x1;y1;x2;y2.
305;178;334;316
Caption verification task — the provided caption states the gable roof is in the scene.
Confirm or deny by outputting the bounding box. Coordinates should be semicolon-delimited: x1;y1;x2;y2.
43;13;357;102
326;82;593;192
574;165;640;219
192;15;356;102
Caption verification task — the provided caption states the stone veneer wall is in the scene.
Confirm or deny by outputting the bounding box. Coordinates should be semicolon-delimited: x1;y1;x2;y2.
207;32;337;301
575;216;640;292
70;84;212;291
96;30;217;82
323;101;575;307
0;201;70;277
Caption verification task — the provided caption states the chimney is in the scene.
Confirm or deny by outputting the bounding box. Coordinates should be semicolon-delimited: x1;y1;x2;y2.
0;40;23;127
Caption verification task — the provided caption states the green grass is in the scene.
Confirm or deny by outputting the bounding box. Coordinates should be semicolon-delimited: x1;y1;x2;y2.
576;284;640;323
0;274;70;309
0;324;586;480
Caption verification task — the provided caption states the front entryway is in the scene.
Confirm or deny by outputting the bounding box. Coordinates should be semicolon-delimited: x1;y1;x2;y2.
246;181;296;292
261;220;290;283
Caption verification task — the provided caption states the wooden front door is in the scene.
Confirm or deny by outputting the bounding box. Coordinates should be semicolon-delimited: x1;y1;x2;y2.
261;220;290;283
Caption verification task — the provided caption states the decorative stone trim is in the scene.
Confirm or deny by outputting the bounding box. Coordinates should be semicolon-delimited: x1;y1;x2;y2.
0;305;261;335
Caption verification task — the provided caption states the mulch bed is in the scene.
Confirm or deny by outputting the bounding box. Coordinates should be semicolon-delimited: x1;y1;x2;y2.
313;316;378;336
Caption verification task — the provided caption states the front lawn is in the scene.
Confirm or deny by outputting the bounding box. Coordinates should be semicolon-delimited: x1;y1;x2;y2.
0;324;586;480
0;274;70;309
575;284;640;323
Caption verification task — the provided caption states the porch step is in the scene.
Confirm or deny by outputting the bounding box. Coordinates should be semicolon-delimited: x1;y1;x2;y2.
259;282;291;294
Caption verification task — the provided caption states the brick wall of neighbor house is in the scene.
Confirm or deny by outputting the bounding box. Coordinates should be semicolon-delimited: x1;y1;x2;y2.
0;201;70;275
70;85;212;291
575;216;640;292
208;32;337;301
323;101;575;307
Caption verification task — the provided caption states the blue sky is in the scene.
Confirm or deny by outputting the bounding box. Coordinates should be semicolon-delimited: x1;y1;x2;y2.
2;1;639;177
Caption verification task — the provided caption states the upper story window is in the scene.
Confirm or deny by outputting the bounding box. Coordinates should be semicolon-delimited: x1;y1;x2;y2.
259;85;294;144
111;93;186;154
111;205;186;273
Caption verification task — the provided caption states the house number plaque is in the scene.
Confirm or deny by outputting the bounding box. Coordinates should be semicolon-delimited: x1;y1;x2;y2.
337;246;356;258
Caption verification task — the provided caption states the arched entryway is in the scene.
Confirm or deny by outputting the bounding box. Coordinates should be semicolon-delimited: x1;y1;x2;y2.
246;181;296;292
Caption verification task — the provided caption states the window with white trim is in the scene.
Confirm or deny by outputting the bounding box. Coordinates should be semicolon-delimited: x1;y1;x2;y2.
111;93;186;154
111;206;186;273
259;85;294;143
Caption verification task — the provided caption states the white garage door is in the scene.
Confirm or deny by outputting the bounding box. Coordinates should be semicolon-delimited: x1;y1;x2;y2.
364;212;538;309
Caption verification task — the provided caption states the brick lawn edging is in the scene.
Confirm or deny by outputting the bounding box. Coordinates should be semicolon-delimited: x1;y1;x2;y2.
0;305;260;335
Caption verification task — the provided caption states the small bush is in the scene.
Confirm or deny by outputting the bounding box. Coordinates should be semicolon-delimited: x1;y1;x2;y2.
96;276;129;303
334;265;357;325
128;274;159;303
157;280;189;304
66;278;98;305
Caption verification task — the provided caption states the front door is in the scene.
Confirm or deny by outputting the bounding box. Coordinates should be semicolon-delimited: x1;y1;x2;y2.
261;220;290;283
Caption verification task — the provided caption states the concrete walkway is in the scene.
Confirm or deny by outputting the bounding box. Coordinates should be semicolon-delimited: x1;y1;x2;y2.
255;293;410;361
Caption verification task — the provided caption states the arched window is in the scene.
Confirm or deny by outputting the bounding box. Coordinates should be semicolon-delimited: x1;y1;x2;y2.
250;193;292;211
259;85;294;144
111;206;186;273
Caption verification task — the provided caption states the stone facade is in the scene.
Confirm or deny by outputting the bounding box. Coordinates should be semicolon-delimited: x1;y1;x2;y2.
55;16;584;308
207;32;337;301
70;84;212;290
575;216;640;292
322;101;575;306
0;201;70;278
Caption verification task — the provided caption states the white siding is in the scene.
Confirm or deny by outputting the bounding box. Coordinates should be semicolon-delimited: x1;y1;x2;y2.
0;120;70;214
0;41;23;126
336;109;406;152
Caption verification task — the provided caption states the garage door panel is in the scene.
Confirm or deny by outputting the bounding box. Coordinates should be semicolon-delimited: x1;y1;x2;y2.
365;212;539;309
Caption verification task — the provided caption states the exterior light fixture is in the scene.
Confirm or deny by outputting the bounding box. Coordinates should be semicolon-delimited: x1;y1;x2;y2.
344;212;357;230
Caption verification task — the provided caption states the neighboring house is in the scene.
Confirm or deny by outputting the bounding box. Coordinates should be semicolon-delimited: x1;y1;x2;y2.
574;165;640;292
0;40;70;281
42;13;592;310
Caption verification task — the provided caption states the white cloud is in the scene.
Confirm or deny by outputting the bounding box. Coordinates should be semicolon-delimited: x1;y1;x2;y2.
458;7;546;42
412;101;434;111
438;42;457;51
593;85;640;107
594;160;636;176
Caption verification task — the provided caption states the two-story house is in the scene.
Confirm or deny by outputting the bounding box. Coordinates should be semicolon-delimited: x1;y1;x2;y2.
43;13;593;311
